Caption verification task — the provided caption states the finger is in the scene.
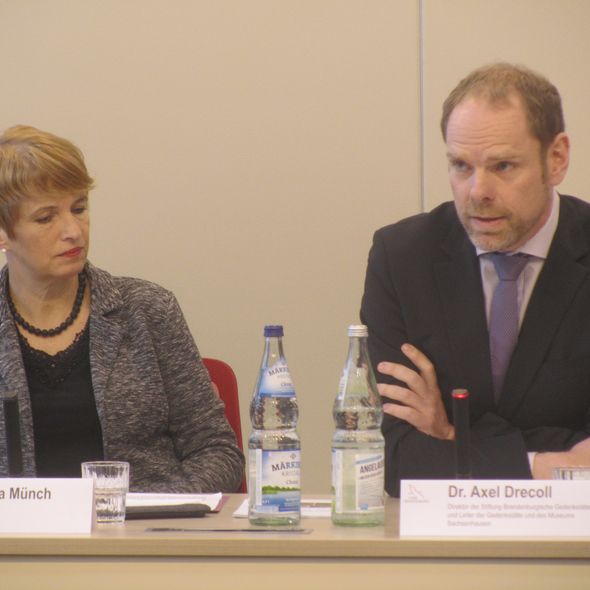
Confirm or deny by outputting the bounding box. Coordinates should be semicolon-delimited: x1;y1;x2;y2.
401;343;438;388
376;361;401;378
377;361;423;388
377;383;418;407
378;361;429;401
383;402;420;425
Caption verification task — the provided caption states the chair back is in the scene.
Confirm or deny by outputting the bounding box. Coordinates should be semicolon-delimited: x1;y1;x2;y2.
202;357;247;492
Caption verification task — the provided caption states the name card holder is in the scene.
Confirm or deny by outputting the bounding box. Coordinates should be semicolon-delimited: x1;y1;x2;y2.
400;479;590;538
0;478;93;534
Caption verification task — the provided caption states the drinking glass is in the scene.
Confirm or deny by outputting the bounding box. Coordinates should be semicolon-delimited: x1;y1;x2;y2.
81;461;130;523
552;466;590;480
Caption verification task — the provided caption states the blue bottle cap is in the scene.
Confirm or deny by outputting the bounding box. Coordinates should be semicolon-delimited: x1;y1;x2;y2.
264;325;284;337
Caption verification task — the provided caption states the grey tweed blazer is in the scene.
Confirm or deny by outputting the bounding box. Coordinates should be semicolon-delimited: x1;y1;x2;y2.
0;263;244;492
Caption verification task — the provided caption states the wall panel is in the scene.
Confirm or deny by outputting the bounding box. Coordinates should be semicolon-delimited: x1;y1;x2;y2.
422;0;590;210
0;0;421;491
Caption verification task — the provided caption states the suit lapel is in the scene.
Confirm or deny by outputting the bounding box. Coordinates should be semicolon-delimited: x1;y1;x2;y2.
0;314;28;394
87;265;125;426
499;200;590;414
434;223;494;409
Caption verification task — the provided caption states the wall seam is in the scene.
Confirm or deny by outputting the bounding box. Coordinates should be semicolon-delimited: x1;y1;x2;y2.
419;0;426;212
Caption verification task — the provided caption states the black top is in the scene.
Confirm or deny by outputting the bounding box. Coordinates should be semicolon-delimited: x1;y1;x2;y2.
18;322;104;477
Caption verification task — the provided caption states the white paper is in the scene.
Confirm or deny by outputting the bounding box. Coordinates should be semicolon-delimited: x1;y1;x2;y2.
126;492;222;511
233;498;332;518
0;478;93;534
400;479;590;537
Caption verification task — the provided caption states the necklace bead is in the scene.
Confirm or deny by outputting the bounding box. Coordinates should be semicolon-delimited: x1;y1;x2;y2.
7;271;87;338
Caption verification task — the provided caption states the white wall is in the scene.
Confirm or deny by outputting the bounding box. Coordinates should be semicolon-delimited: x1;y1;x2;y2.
1;0;588;492
422;0;590;209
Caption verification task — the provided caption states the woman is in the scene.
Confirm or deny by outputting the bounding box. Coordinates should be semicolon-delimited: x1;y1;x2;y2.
0;125;244;492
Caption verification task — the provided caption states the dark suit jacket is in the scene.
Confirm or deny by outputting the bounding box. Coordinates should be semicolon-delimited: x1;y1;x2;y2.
361;194;590;496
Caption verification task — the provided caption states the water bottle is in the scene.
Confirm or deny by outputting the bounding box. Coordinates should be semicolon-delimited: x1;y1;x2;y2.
248;325;301;526
331;324;384;526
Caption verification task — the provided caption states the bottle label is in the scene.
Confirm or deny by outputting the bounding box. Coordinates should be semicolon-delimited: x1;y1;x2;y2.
332;450;384;513
250;449;301;513
258;361;295;398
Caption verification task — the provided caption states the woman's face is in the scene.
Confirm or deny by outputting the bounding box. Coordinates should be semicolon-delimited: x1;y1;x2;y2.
0;192;90;284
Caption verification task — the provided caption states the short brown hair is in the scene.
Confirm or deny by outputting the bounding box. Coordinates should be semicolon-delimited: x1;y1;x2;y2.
440;63;564;149
0;125;94;237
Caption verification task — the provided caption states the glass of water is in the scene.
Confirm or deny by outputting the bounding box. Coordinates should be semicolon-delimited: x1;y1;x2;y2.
81;461;130;524
552;466;590;480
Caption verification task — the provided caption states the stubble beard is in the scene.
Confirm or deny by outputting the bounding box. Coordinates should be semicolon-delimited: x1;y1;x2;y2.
463;219;520;252
460;201;548;253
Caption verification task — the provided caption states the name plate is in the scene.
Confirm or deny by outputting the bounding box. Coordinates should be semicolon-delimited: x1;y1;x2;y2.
400;479;590;537
0;478;93;534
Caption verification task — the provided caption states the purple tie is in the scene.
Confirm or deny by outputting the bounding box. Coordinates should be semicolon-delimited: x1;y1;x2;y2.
488;253;529;401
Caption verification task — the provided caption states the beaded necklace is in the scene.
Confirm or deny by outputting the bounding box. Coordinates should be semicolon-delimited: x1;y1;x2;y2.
6;271;87;338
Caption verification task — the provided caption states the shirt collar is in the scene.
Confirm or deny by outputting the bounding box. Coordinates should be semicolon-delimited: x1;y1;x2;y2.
476;191;559;260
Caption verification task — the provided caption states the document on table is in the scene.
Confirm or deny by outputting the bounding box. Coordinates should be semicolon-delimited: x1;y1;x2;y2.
127;492;223;512
233;498;331;518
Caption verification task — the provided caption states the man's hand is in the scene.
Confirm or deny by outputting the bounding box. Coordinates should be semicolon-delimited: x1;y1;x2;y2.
533;437;590;479
377;343;455;440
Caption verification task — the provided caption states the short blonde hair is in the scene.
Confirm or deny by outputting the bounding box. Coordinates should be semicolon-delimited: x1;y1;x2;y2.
0;125;94;237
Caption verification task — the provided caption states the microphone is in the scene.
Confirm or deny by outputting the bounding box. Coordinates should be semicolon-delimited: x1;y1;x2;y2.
452;388;471;479
1;391;23;477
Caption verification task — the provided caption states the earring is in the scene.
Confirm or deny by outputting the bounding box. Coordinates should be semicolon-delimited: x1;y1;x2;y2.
0;248;5;253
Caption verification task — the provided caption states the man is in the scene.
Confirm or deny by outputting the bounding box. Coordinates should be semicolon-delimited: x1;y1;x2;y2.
361;63;590;497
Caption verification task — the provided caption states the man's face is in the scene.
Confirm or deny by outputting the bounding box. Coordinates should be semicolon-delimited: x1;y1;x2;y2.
446;95;568;252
